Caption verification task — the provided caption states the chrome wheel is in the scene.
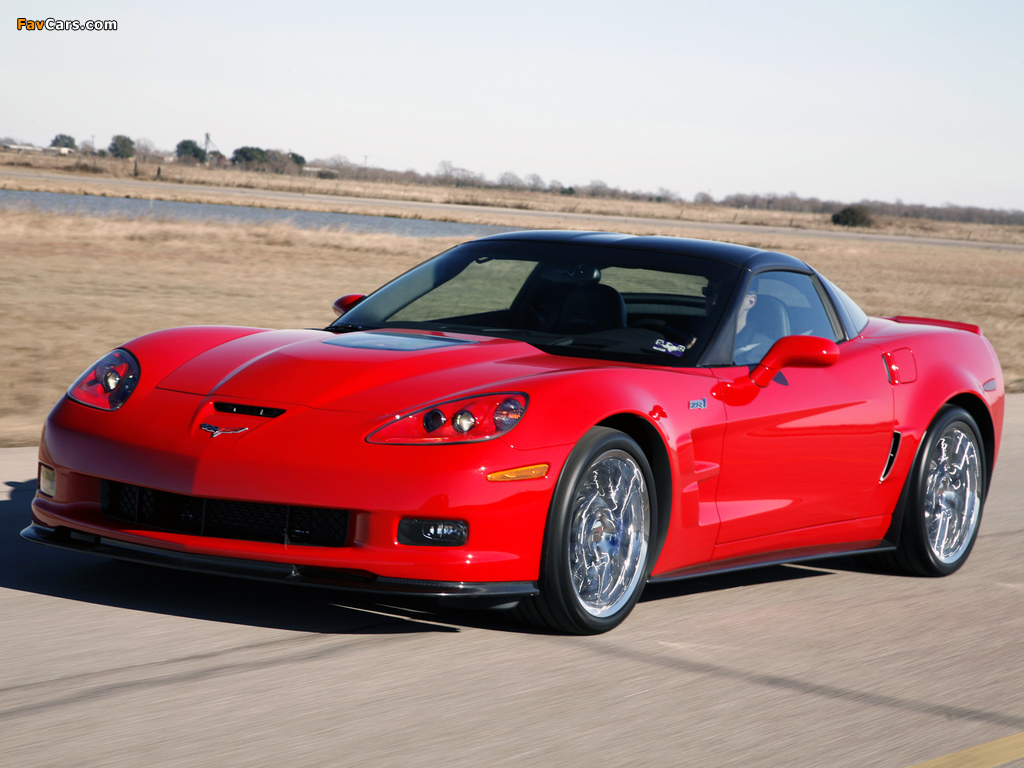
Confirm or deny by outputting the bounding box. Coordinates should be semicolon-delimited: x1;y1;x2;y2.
567;449;650;617
891;406;987;577
517;427;657;634
923;423;981;564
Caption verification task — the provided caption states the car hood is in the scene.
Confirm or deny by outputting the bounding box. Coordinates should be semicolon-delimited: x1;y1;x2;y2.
154;328;588;414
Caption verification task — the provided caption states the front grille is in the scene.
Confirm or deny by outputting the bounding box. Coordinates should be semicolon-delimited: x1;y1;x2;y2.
101;481;349;547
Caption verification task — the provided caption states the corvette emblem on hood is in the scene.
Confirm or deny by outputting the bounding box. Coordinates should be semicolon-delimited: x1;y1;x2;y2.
200;423;250;438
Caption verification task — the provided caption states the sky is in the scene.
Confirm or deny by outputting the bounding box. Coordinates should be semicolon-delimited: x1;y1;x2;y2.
3;0;1022;211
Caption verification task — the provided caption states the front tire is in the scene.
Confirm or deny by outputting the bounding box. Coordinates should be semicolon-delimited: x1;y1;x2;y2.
894;406;986;576
517;427;655;634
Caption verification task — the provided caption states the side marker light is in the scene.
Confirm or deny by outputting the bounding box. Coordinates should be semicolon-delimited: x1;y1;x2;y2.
38;464;56;497
487;464;549;482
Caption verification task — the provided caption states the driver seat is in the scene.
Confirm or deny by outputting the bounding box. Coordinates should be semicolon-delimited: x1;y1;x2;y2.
746;294;791;344
552;283;627;334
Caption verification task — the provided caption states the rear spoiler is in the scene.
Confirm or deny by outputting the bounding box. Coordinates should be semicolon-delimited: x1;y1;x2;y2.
889;315;982;335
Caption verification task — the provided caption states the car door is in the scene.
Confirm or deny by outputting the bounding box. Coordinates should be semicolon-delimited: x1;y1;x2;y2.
710;271;895;550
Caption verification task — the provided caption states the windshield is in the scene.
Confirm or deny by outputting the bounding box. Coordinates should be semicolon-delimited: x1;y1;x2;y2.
333;239;741;366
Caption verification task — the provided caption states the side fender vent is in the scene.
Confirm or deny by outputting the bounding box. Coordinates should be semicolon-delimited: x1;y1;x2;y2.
881;431;902;481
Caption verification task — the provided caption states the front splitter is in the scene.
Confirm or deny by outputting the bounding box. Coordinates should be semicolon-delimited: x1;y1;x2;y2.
21;523;539;599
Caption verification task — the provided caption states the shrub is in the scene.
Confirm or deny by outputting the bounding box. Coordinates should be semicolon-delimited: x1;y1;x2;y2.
232;146;267;168
176;139;207;164
108;135;135;158
50;133;76;149
832;205;873;227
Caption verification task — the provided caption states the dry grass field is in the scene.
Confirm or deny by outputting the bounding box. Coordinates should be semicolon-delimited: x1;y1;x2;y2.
2;205;1021;447
4;152;1024;246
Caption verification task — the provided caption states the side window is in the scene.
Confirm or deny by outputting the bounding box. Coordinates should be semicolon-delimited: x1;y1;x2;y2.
734;272;838;365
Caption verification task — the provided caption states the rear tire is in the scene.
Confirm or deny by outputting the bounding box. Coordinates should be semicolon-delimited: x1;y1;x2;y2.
892;406;985;576
515;427;655;634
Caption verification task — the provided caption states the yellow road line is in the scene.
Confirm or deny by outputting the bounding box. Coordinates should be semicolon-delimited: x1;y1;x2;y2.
906;730;1024;768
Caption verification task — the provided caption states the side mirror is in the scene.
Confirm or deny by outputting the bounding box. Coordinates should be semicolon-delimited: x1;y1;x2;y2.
332;294;365;317
750;335;839;388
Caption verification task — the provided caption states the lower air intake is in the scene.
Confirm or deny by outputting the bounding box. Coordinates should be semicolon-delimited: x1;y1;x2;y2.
101;481;349;547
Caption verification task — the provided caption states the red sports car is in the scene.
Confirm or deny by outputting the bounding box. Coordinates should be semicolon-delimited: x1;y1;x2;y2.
24;231;1004;633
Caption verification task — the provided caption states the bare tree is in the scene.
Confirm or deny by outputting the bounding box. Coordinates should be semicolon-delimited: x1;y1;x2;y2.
525;173;545;191
497;171;524;189
134;138;161;163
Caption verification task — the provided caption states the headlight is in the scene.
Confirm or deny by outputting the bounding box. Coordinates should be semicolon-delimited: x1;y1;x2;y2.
367;393;527;444
68;349;140;410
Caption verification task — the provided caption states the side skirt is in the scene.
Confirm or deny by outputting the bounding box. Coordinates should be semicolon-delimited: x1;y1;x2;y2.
647;539;896;584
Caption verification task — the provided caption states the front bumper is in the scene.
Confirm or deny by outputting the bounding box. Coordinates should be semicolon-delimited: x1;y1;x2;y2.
34;391;573;586
21;522;539;598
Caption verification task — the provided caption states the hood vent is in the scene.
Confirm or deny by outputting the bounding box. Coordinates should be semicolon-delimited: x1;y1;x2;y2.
213;402;286;418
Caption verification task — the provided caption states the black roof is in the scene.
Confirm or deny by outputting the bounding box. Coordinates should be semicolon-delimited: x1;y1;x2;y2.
477;230;810;272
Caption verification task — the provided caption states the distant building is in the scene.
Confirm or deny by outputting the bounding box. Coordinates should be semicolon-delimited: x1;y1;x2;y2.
1;144;74;155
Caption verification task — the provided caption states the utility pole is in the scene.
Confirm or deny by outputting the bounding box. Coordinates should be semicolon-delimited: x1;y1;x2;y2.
203;133;220;166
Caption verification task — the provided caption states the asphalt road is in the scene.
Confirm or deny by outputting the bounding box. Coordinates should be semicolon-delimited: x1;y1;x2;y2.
3;167;1023;252
1;396;1022;768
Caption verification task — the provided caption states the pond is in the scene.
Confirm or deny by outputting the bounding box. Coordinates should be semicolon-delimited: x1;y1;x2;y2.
0;189;525;239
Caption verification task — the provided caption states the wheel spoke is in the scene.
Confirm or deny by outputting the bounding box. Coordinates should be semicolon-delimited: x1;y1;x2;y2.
923;425;981;565
568;450;649;617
